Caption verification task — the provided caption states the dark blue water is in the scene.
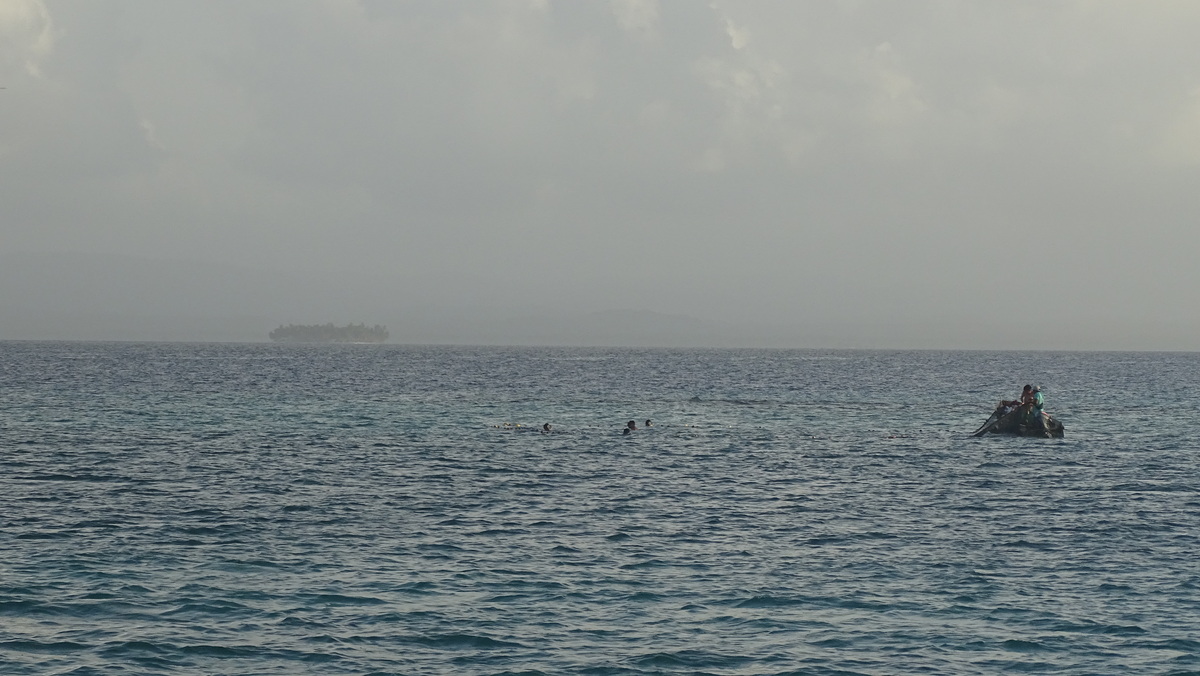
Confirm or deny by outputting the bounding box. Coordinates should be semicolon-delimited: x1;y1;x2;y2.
2;342;1199;674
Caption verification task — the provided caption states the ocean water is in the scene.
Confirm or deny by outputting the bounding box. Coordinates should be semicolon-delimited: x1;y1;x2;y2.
2;342;1199;675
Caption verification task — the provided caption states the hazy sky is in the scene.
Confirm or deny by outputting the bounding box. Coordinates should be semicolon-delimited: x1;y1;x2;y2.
3;1;1199;348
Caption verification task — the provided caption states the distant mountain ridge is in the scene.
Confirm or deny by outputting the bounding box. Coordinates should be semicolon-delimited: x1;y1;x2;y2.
269;323;388;343
3;252;1195;350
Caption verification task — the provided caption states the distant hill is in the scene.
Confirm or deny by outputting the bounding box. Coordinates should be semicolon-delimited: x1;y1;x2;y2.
0;252;405;342
269;323;388;343
5;252;1191;349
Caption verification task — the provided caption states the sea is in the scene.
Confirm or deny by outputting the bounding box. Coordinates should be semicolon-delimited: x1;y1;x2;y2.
2;342;1199;675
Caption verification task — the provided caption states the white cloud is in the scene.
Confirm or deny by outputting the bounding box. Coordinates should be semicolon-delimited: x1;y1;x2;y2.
138;117;165;151
864;41;926;129
611;0;658;40
0;0;53;77
723;16;748;50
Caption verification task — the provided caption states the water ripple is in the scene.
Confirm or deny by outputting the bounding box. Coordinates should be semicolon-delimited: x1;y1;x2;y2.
1;343;1199;674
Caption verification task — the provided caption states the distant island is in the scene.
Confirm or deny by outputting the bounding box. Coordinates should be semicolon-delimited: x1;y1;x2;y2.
269;323;389;343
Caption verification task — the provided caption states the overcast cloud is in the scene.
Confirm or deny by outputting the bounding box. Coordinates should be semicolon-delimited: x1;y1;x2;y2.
2;0;1199;348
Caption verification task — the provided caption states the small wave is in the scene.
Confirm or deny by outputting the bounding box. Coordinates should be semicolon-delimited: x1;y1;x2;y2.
159;599;256;617
99;640;171;656
1110;482;1192;493
470;528;531;536
1001;639;1050;652
409;633;526;649
1002;539;1058;550
180;508;223;517
483;593;528;603
21;473;122;482
276;616;330;628
174;525;243;536
733;595;809;609
16;530;73;540
0;639;89;654
307;594;387;606
394;581;437;594
216;558;283;570
810;637;853;648
70;519;124;529
419;542;465;551
487;579;567;590
1135;638;1200;651
619;559;668;570
633;649;755;669
1031;619;1145;635
836;598;905;611
176;644;276;658
25;664;108;676
0;600;43;615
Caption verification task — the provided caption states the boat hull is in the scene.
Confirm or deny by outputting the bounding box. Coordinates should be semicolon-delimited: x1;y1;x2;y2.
973;405;1064;438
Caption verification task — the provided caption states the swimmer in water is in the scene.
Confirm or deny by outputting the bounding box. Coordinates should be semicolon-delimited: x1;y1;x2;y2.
542;423;551;433
644;419;652;428
627;420;637;432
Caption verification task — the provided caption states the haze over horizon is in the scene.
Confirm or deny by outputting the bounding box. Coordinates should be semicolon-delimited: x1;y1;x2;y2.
3;1;1199;350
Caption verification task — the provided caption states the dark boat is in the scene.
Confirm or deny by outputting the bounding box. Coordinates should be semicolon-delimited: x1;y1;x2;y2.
972;404;1064;438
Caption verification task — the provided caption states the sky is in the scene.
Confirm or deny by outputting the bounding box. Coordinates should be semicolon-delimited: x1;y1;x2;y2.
2;0;1199;349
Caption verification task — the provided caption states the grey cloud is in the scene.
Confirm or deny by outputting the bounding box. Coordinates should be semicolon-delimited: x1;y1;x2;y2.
2;1;1198;348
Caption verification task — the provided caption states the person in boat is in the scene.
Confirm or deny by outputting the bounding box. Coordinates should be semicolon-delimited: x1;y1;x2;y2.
1031;386;1046;430
1018;384;1036;422
1001;385;1031;408
998;385;1031;417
